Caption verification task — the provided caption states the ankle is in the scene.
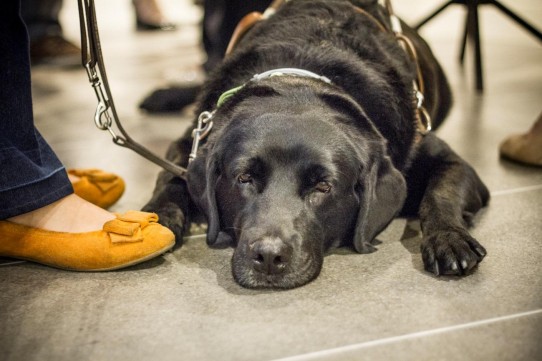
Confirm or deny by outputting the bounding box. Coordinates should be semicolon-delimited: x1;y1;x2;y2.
7;194;115;233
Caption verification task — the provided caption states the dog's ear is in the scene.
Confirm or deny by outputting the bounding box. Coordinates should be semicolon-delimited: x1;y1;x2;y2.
353;152;406;253
187;151;221;246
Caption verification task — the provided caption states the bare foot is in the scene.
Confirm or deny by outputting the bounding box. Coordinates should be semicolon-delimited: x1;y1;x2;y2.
133;0;168;24
6;194;115;233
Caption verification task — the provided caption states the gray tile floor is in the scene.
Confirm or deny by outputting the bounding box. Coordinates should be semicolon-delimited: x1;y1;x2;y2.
1;1;541;360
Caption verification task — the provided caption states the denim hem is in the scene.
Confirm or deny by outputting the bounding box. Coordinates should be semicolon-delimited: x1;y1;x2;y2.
0;169;73;219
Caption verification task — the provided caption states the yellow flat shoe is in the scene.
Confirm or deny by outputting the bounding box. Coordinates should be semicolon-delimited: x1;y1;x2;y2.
0;211;174;271
68;168;126;209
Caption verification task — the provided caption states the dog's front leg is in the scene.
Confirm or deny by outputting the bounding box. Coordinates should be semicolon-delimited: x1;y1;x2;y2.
406;134;490;276
142;170;192;243
142;137;195;244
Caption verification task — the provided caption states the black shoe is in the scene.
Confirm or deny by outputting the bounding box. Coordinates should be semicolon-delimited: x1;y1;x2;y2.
136;19;177;31
139;85;200;113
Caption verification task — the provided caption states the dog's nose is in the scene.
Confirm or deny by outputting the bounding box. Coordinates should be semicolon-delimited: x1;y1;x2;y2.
250;238;291;275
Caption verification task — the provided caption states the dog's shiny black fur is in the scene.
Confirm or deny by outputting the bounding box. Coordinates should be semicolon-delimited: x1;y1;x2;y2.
143;0;489;289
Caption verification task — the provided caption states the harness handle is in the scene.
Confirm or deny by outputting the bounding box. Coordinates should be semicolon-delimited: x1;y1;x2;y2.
78;0;188;179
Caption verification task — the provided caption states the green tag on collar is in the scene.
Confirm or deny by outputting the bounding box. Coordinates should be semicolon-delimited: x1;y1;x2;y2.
216;85;245;108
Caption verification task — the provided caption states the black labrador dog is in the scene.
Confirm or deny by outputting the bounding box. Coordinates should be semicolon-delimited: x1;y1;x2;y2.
143;0;489;289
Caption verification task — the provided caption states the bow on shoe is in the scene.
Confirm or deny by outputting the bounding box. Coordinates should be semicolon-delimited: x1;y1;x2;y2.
103;211;160;243
69;169;121;193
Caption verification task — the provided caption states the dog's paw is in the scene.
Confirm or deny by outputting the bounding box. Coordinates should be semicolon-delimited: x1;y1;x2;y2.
142;203;185;242
421;230;486;276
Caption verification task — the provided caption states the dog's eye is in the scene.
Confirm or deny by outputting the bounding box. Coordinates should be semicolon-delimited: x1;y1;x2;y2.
238;173;253;184
315;181;332;193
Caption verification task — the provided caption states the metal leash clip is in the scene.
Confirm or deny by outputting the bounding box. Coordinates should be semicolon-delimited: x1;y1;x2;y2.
85;64;120;142
189;111;214;163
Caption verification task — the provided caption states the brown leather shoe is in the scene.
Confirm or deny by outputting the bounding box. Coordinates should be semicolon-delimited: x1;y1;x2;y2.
500;134;542;166
30;35;81;67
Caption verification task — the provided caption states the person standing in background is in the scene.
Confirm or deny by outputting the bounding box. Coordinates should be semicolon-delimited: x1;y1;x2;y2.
22;0;175;67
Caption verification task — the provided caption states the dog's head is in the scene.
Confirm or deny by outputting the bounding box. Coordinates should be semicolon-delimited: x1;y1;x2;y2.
188;77;406;289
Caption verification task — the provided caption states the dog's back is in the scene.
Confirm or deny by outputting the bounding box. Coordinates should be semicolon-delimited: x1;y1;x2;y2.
197;0;451;169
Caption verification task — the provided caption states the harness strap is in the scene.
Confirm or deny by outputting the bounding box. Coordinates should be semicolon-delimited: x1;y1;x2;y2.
225;0;287;55
384;0;431;134
352;5;389;33
225;12;263;56
226;1;388;56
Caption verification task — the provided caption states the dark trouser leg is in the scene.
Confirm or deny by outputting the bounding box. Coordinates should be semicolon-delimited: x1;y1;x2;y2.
20;0;63;42
202;0;271;72
0;0;72;219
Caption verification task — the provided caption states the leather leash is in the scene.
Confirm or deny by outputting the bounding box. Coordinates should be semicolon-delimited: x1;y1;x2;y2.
78;0;188;179
78;0;431;180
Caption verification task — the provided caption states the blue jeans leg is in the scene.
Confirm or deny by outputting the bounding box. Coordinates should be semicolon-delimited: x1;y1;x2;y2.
0;0;73;219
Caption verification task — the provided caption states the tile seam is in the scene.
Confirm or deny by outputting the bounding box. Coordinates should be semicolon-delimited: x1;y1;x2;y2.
272;309;542;361
491;184;542;197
